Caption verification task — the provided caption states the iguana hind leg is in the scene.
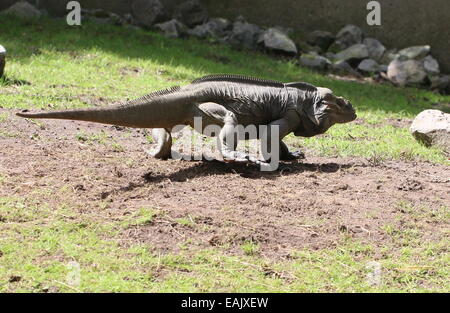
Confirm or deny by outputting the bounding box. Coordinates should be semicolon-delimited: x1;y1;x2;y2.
192;102;264;164
279;140;305;160
144;128;173;159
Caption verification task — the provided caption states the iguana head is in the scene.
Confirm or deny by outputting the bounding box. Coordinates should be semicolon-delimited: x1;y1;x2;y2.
301;87;356;133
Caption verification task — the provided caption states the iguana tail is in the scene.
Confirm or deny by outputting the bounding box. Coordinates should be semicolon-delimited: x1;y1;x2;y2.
16;86;192;128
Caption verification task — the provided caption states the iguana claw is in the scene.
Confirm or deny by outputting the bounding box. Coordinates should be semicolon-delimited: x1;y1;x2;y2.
283;150;305;160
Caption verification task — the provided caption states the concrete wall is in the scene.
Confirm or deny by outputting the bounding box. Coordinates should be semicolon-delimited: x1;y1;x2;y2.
0;0;182;16
202;0;450;72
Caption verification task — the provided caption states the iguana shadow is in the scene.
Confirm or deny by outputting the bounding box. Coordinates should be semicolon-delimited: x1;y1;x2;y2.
142;159;354;183
99;159;356;198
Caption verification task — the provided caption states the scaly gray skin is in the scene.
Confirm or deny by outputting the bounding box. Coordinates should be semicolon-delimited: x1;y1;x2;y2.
16;74;357;165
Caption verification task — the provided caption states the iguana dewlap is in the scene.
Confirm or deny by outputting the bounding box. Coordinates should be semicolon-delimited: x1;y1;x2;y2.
17;74;357;166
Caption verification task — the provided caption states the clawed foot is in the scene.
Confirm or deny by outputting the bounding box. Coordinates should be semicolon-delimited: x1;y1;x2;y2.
143;147;174;160
223;152;273;170
282;150;305;160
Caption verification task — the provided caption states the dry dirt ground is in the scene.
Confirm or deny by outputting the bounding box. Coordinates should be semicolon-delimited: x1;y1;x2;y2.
1;109;449;259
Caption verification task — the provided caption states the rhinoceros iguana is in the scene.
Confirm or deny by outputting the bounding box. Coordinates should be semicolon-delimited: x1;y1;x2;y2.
17;74;356;168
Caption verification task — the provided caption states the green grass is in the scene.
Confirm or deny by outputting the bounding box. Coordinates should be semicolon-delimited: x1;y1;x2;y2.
1;195;447;292
0;17;449;292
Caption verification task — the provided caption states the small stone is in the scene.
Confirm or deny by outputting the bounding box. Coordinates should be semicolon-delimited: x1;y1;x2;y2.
429;75;450;93
363;38;386;61
324;52;336;60
174;0;208;27
188;18;231;39
1;1;41;19
296;40;321;54
307;30;335;52
379;49;399;65
357;59;380;73
329;24;363;51
410;110;450;152
387;59;427;87
258;28;297;54
423;55;440;75
154;19;188;38
82;8;110;18
331;60;361;77
398;45;431;60
209;17;231;31
227;18;263;49
131;0;167;28
299;53;331;70
379;64;388;73
333;44;369;63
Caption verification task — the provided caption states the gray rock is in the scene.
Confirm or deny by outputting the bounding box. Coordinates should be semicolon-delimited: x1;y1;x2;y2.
387;59;427;87
307;30;335;52
429;75;450;93
299;53;331;70
423;55;440;75
330;24;363;51
109;13;124;26
154;19;188;38
82;8;110;18
1;1;41;19
227;19;263;49
363;38;386;61
297;40;321;54
258;28;297;54
188;18;230;39
0;45;6;78
174;0;208;27
86;17;112;25
357;59;380;73
333;44;369;63
209;17;231;31
410;110;450;152
331;60;361;77
131;0;167;28
379;49;399;65
324;52;336;60
123;13;135;24
83;10;124;26
379;64;388;73
398;45;431;60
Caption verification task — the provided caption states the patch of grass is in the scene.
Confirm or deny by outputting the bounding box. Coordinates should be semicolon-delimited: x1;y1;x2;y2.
75;130;109;144
110;142;124;152
0;195;448;292
120;208;159;228
241;241;260;256
0;112;8;122
176;216;195;227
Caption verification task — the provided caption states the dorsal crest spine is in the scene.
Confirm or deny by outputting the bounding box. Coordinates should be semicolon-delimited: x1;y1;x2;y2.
121;86;180;106
284;82;317;92
191;74;284;88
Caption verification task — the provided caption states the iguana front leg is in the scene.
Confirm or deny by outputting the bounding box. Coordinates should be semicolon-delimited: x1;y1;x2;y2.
260;110;303;162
